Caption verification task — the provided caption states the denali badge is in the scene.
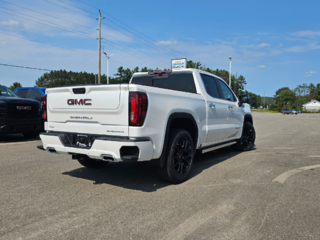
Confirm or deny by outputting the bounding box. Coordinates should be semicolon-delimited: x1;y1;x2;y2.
17;106;31;110
70;116;93;120
67;99;92;105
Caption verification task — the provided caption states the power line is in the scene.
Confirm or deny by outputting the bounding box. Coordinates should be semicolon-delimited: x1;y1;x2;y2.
0;0;95;30
0;63;51;71
0;31;96;56
75;0;185;57
52;0;181;58
37;1;170;68
0;8;168;68
43;0;95;19
0;6;96;39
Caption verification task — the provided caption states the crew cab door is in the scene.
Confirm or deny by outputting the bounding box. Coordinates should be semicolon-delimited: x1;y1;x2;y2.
215;78;242;138
200;74;230;142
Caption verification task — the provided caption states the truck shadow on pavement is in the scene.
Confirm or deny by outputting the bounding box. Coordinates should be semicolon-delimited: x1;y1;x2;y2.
0;134;40;143
62;146;256;192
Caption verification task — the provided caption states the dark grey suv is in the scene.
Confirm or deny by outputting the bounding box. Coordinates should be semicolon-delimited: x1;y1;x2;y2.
281;109;298;115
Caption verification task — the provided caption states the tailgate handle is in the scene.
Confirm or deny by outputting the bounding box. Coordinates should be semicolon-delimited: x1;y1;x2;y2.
73;88;86;94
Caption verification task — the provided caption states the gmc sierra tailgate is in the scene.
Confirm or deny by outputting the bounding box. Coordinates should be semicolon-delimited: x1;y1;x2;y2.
45;84;129;136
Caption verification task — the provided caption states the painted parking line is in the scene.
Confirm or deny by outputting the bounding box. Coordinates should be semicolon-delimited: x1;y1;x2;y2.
272;147;293;150
0;141;39;146
308;155;320;158
273;164;320;184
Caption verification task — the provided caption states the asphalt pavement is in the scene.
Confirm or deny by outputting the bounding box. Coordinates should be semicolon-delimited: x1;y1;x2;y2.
0;112;320;240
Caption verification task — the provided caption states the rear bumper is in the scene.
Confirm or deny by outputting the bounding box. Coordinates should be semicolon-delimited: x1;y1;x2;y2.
39;132;154;162
0;119;43;134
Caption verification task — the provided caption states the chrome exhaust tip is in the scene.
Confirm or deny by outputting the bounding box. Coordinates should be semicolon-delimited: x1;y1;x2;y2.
47;147;57;153
101;154;114;162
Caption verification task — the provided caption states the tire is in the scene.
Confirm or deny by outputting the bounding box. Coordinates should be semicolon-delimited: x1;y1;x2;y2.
232;122;255;151
158;129;195;184
23;132;40;138
77;157;109;168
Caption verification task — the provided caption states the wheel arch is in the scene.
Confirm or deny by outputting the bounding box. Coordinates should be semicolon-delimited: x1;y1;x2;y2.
244;114;253;125
150;112;198;168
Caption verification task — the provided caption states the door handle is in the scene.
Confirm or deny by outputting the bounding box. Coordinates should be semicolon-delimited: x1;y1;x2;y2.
228;105;233;109
209;103;215;109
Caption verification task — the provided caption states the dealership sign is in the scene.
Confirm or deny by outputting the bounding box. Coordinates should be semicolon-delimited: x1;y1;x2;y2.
171;58;187;70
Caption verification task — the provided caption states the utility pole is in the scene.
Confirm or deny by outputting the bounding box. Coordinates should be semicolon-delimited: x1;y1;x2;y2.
98;10;101;84
228;57;232;87
103;52;113;84
96;10;105;84
264;91;265;109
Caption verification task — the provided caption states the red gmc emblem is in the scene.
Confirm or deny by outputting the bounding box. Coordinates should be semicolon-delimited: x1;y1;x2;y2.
67;99;92;105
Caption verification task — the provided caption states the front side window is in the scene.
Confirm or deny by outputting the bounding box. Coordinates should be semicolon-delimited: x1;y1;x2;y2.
0;86;18;98
16;89;30;98
215;78;235;101
200;74;220;98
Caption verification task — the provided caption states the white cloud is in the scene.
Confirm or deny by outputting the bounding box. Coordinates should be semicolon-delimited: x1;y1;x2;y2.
0;20;24;29
246;43;271;49
155;40;178;46
258;65;266;69
305;71;316;77
290;30;320;38
286;44;320;52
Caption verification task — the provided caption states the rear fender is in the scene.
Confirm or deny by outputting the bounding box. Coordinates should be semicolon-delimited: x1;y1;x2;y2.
149;112;198;168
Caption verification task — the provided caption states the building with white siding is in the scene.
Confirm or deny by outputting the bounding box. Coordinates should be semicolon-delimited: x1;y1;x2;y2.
302;100;320;112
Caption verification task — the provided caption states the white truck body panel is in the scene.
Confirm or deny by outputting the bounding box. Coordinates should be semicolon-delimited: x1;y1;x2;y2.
46;84;129;136
40;68;253;162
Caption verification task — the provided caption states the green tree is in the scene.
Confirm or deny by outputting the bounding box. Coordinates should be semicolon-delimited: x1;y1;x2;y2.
308;83;317;101
246;91;262;108
35;70;119;87
316;83;320;101
187;60;246;97
9;82;22;91
274;87;296;108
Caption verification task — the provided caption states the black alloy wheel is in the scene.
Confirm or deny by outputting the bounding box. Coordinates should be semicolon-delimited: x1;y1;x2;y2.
158;129;195;184
232;122;255;151
173;136;193;176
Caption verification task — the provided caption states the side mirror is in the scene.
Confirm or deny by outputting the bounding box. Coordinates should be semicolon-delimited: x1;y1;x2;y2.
238;94;250;107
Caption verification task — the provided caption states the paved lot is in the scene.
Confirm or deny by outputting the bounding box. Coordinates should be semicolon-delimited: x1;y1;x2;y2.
1;112;320;240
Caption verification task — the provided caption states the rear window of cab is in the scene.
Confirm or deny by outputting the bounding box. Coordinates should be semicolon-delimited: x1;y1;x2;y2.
131;72;196;94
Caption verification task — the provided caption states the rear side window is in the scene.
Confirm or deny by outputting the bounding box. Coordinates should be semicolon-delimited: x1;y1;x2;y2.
131;72;196;94
16;89;30;98
200;74;220;98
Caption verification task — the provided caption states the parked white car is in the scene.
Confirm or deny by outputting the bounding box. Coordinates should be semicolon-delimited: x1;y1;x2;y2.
38;69;255;183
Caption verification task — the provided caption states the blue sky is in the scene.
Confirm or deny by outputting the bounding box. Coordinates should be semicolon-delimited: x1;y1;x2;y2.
0;0;319;97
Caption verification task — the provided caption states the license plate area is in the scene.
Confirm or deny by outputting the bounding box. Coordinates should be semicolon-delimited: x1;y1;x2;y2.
76;134;92;149
58;133;94;149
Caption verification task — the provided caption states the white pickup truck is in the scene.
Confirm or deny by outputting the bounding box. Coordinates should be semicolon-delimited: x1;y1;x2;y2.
38;68;255;183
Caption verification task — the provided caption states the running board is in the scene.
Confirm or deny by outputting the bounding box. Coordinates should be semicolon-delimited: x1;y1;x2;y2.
201;141;237;154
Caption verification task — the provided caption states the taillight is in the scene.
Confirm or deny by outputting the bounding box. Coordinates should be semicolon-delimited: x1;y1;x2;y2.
42;95;47;121
129;92;148;126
